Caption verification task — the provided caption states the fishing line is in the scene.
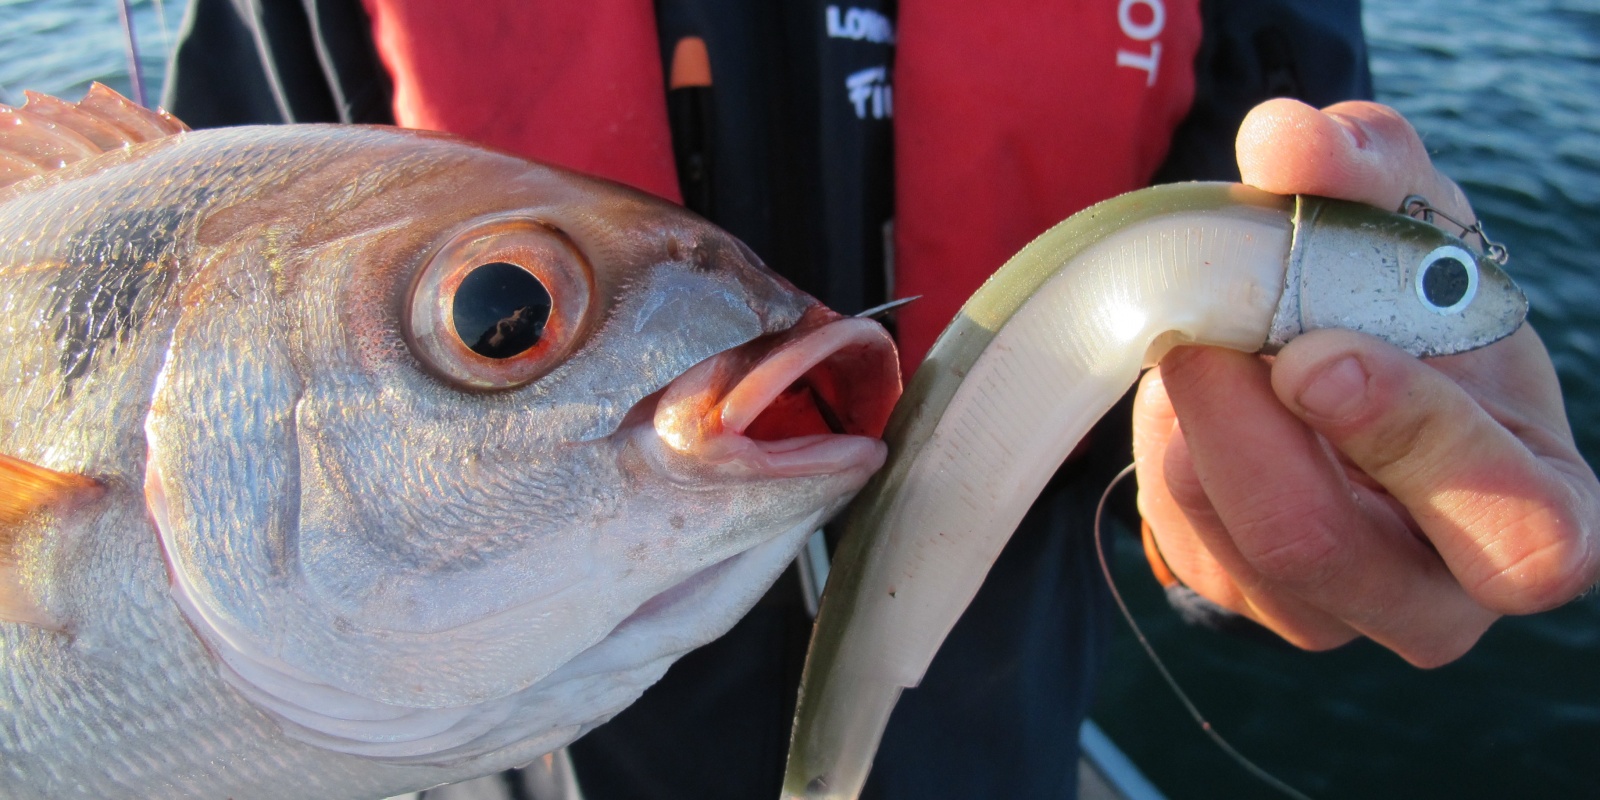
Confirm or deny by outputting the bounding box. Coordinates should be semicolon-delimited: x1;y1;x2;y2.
1094;462;1316;800
115;0;147;107
150;0;173;65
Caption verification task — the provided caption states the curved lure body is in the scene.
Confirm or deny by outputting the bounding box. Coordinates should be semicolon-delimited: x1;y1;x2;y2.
783;183;1526;798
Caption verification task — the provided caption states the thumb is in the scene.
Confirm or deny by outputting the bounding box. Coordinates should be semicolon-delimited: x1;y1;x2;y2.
1270;327;1599;614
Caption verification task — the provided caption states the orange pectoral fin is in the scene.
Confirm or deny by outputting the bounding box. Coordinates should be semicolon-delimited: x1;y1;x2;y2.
0;453;102;629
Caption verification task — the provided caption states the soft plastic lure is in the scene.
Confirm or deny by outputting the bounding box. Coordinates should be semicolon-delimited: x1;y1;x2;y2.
783;182;1527;799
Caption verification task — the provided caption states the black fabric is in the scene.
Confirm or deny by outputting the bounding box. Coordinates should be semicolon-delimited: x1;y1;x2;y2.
653;0;894;317
1153;0;1373;184
163;0;291;125
301;0;396;123
164;0;392;125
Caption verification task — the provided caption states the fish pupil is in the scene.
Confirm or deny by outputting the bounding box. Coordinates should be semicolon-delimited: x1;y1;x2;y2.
453;262;552;359
1422;256;1471;309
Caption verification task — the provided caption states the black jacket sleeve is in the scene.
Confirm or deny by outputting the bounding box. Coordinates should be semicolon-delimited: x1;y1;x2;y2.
162;0;393;127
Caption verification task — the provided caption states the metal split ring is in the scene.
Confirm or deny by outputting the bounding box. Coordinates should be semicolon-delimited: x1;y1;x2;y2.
1399;194;1511;266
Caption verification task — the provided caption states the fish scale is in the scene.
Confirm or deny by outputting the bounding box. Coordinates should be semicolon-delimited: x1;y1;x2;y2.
1;87;901;798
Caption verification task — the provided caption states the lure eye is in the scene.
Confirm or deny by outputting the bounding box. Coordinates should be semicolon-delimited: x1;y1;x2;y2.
1414;245;1479;315
406;217;594;389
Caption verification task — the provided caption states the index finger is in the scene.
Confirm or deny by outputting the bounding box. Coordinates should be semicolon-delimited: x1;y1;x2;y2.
1237;98;1472;220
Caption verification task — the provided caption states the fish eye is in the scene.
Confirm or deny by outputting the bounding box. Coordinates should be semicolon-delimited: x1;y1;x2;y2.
453;262;552;359
1414;245;1479;315
405;217;594;389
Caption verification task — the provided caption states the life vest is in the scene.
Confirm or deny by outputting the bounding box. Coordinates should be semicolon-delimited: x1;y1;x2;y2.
359;0;1200;368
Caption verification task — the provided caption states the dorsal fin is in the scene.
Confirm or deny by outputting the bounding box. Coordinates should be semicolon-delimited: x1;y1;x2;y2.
0;83;190;192
0;453;103;629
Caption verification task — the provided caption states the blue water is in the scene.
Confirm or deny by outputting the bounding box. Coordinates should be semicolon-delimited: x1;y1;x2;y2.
2;1;1597;798
0;0;175;106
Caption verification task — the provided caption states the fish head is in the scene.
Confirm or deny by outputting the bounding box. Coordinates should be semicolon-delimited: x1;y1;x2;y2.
1268;195;1529;356
144;127;900;763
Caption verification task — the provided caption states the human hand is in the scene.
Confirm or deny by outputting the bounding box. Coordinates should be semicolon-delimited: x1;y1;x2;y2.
1132;99;1600;666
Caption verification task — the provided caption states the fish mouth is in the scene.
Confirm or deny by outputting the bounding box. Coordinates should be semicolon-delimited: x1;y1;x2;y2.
653;307;902;477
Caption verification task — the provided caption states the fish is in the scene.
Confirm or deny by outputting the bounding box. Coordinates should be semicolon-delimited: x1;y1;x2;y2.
782;183;1528;798
0;85;900;799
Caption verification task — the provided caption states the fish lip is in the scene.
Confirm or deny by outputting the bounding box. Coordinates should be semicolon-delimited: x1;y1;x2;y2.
652;310;901;478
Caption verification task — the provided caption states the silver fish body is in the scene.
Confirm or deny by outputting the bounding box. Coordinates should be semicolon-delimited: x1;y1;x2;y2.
0;89;899;798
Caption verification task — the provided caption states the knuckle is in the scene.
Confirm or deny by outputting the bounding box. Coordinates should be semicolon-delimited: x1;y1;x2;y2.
1347;385;1476;496
1161;454;1209;515
1176;562;1249;614
1279;627;1357;653
1457;484;1600;614
1230;586;1356;651
1339;101;1422;155
1379;598;1492;669
1478;532;1597;614
1348;395;1441;482
1230;495;1349;590
1401;635;1477;669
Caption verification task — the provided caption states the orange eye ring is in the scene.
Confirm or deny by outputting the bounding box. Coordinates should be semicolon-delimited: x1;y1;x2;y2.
405;216;595;390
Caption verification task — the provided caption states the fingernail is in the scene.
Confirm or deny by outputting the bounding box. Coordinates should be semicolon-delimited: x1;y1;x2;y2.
1327;111;1371;150
1296;356;1369;421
